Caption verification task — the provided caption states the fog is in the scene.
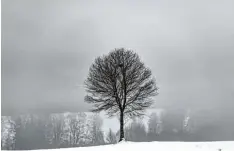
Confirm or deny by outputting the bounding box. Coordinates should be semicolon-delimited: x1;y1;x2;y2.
2;0;234;126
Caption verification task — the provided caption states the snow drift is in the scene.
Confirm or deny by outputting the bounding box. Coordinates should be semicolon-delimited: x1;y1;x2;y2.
24;141;234;151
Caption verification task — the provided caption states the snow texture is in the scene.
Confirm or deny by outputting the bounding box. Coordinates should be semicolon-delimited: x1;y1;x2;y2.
7;141;234;151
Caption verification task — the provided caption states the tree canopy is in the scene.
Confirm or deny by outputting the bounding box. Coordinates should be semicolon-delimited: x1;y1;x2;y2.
84;48;158;141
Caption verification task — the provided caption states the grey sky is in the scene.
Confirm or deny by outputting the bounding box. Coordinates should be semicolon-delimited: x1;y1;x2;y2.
2;0;234;117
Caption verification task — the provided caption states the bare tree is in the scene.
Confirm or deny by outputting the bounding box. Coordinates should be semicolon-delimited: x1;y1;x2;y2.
147;112;162;141
84;48;158;141
67;113;86;147
149;113;162;134
106;129;117;144
46;114;65;148
90;114;105;145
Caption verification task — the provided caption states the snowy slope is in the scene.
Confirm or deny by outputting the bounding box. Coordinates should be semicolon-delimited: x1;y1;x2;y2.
24;141;234;151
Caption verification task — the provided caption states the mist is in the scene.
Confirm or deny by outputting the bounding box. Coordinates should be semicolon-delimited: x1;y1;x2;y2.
1;0;234;128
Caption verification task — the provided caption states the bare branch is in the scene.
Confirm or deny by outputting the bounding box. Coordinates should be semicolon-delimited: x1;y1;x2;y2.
84;48;159;141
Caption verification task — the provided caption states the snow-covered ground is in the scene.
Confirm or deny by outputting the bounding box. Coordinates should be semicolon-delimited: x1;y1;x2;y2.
21;141;234;151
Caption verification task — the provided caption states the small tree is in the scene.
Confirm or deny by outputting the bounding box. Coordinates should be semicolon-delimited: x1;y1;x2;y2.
84;48;158;141
46;114;65;148
1;117;16;150
147;112;162;141
67;113;86;147
90;114;105;145
106;129;117;144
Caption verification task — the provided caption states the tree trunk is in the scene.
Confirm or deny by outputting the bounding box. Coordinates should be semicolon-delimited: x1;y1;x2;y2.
119;111;124;142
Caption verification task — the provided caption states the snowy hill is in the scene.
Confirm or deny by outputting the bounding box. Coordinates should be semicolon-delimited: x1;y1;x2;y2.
21;141;234;151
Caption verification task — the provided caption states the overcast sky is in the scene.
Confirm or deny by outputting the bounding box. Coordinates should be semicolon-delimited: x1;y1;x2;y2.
2;0;234;117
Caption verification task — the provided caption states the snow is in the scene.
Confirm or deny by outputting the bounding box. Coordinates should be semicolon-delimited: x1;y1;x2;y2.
16;141;234;151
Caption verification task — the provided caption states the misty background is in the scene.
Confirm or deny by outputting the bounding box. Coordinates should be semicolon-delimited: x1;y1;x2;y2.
1;0;234;142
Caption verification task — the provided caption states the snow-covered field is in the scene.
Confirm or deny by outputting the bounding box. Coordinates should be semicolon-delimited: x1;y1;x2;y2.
16;141;234;151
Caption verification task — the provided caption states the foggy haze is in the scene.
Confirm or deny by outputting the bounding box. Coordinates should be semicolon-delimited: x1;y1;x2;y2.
1;0;234;120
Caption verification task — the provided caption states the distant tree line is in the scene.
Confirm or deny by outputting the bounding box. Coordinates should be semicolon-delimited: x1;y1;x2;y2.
1;113;105;150
1;110;234;150
121;110;234;142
